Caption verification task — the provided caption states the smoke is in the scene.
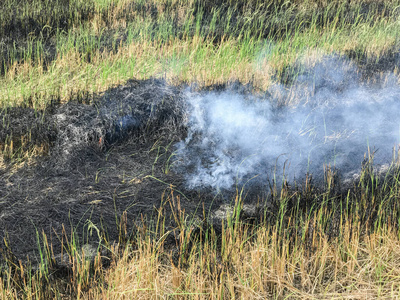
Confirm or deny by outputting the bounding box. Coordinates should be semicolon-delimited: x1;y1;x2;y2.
174;56;400;190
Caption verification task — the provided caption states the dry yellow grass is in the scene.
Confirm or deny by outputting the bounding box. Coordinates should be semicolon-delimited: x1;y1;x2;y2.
1;177;400;299
78;217;400;299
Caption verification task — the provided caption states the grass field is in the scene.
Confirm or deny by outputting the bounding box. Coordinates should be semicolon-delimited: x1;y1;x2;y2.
2;0;400;108
2;0;400;298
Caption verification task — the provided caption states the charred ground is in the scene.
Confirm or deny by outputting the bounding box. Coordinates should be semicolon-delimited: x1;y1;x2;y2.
1;72;399;267
0;77;271;268
0;79;190;262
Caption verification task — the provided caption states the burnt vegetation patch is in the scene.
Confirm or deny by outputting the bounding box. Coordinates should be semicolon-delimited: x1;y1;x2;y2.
0;78;188;260
0;106;56;160
2;0;400;297
0;78;185;163
1;76;398;261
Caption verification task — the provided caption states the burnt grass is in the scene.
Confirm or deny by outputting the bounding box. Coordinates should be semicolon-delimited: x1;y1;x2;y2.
0;78;271;271
0;75;399;269
2;0;400;281
0;79;188;263
1;2;400;297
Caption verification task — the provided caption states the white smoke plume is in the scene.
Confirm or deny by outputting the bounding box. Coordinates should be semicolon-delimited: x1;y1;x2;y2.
174;56;400;190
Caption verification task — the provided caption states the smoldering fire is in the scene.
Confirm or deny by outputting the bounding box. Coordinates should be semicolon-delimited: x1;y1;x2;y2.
174;56;400;190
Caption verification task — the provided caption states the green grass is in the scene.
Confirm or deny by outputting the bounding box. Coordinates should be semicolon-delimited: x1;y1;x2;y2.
1;0;400;108
3;0;400;298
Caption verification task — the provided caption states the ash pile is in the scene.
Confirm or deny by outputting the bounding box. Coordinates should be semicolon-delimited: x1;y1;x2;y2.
49;79;186;172
0;79;186;168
